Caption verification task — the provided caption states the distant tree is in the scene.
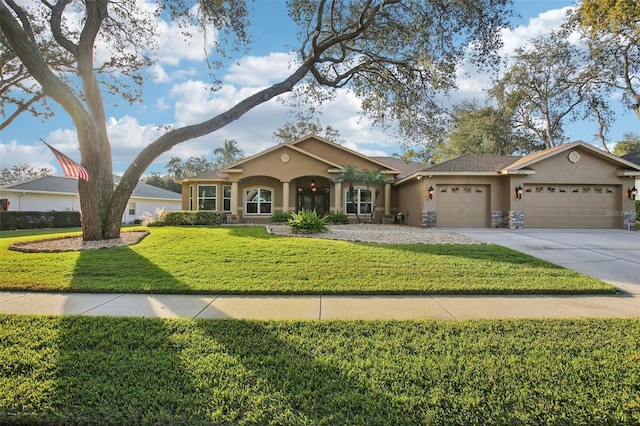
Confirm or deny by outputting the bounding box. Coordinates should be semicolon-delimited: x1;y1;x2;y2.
576;1;640;121
140;172;181;193
391;148;431;164
213;139;244;169
0;163;52;185
273;121;344;144
432;102;541;162
613;133;640;156
491;31;602;149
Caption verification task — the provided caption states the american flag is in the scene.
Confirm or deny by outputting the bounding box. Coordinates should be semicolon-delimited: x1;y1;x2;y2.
42;140;90;182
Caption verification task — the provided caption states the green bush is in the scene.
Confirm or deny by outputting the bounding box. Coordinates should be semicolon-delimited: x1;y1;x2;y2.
325;210;349;224
150;210;224;226
270;211;293;223
288;208;329;233
635;200;639;220
0;211;81;230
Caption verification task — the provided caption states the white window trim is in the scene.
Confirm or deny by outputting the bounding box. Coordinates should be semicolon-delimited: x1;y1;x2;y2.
197;184;217;211
245;187;273;215
344;187;372;216
222;184;232;212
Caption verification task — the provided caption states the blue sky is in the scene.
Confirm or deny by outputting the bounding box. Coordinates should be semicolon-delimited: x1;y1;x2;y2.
1;0;638;176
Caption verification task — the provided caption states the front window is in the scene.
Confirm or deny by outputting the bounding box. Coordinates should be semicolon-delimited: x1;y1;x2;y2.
189;185;194;210
223;185;232;212
198;185;217;210
128;202;136;216
345;188;372;216
245;188;272;214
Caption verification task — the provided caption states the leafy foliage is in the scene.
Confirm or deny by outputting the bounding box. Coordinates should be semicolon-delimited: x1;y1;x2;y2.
613;133;640;156
270;211;293;223
325;210;349;224
288;208;329;233
150;211;225;226
0;163;52;185
272;120;344;144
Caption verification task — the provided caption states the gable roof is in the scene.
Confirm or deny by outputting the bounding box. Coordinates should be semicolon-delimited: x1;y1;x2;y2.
372;157;430;180
2;175;181;200
504;141;640;173
289;135;401;173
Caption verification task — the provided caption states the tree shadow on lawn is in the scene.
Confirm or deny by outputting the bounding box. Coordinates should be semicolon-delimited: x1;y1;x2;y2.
68;246;193;294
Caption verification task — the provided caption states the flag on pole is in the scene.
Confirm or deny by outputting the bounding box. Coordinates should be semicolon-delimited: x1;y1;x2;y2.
41;139;90;182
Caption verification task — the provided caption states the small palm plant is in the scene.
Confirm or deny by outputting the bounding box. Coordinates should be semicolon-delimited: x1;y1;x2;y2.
331;164;362;222
288;208;329;233
359;169;393;223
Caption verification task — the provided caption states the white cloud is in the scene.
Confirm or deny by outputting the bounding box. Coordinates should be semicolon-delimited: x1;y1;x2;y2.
224;52;299;86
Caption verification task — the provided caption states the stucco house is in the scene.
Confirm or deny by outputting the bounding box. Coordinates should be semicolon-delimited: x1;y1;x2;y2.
0;175;182;223
176;135;640;230
622;151;640;192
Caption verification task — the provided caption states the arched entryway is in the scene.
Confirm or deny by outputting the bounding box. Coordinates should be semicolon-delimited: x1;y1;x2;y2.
296;177;330;215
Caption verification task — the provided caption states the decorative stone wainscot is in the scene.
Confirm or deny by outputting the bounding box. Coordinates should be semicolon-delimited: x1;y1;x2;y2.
421;211;437;228
624;211;637;231
491;211;524;229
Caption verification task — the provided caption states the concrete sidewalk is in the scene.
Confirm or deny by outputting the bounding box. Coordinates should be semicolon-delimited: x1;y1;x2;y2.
2;291;639;320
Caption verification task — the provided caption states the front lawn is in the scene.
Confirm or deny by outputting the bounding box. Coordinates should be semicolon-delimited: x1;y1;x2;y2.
0;226;615;294
1;315;639;425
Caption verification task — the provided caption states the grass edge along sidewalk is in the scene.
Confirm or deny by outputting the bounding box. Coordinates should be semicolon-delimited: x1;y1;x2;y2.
0;226;616;295
1;315;639;425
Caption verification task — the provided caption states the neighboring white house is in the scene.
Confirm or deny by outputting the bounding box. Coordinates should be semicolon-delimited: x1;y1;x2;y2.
0;175;182;223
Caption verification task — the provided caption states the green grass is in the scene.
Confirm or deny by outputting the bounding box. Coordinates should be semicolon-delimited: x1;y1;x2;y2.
0;226;615;294
1;315;639;425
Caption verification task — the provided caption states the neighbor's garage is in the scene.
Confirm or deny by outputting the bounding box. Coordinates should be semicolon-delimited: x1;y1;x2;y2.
436;184;489;226
523;184;619;228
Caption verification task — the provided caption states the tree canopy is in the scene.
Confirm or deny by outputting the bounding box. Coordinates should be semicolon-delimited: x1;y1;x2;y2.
0;0;513;240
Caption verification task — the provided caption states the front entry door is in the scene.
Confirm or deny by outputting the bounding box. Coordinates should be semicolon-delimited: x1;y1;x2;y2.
297;189;330;216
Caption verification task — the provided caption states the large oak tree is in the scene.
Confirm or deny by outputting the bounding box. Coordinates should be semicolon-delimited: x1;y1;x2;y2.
0;0;512;240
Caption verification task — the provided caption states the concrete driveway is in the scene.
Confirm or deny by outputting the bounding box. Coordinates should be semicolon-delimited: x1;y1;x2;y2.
448;228;640;295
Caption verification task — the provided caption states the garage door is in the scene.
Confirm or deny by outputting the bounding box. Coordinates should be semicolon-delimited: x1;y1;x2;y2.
523;185;619;228
437;185;488;226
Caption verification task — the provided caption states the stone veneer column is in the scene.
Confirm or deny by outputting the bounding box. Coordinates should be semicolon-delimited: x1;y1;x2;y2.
623;210;637;231
508;211;524;229
421;211;437;227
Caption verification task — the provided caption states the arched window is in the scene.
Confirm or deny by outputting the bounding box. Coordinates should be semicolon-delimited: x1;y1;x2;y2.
245;188;272;214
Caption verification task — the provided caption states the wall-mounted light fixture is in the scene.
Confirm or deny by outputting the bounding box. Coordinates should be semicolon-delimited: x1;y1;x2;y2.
629;187;638;200
515;185;523;199
311;179;316;192
428;186;434;199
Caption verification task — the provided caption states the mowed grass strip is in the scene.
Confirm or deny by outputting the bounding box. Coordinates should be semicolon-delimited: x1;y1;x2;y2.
0;226;614;294
1;315;639;425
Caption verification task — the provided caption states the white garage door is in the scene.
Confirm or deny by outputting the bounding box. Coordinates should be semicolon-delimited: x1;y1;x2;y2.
436;185;489;227
523;185;619;228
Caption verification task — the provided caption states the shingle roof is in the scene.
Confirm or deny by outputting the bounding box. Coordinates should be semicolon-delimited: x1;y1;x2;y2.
2;175;181;200
425;153;521;173
622;151;640;166
185;170;229;180
371;157;430;180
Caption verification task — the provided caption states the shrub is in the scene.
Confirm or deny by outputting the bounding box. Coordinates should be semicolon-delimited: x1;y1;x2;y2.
0;211;81;230
288;208;328;233
325;210;349;224
150;210;224;226
635;200;639;221
270;211;293;223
